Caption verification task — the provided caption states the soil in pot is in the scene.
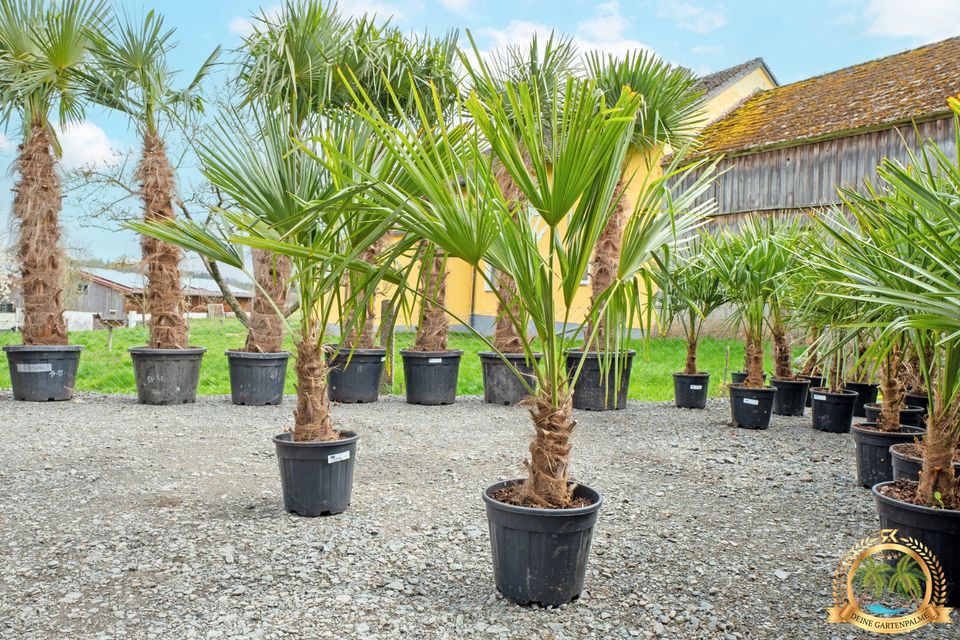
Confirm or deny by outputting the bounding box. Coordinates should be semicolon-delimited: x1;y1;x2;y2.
566;350;635;411
851;423;924;488
401;349;462;405
483;479;602;607
273;431;358;516
890;443;960;483
804;374;824;408
728;384;776;430
129;347;205;405
863;403;925;428
673;372;709;409
844;381;879;418
3;345;82;401
327;347;386;404
479;352;540;406
810;388;857;433
874;480;960;607
731;371;766;385
771;378;810;417
226;351;289;406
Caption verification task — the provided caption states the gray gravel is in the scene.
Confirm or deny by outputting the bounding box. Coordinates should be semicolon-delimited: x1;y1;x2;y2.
0;391;953;639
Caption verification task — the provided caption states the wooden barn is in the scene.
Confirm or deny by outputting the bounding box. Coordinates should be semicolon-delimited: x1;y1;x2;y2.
679;36;960;223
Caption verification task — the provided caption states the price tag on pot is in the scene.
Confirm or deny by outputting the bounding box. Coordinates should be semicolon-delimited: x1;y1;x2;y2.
689;384;703;390
813;394;826;401
428;358;443;364
742;397;759;406
327;451;350;464
17;363;52;373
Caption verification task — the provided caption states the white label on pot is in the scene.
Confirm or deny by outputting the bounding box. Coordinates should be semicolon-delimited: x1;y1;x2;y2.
743;398;759;406
689;384;703;390
381;357;386;362
813;394;827;401
17;363;52;373
328;451;350;464
428;358;443;364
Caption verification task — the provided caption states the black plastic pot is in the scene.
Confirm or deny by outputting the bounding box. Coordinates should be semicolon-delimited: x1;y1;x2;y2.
129;347;205;405
482;479;602;607
804;375;824;407
874;482;960;607
771;378;810;417
844;381;879;418
273;431;358;517
3;345;82;401
891;444;960;483
810;388;858;433
328;347;386;404
401;349;462;405
731;371;766;385
567;350;635;411
851;424;924;488
672;372;710;409
905;393;929;415
478;351;540;406
728;384;776;430
226;351;288;406
863;403;926;428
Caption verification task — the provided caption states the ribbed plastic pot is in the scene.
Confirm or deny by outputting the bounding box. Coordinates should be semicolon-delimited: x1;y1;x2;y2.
129;347;205;405
851;423;923;488
863;403;925;428
844;381;879;418
810;388;858;433
891;444;960;483
728;384;776;430
672;372;710;409
327;347;386;403
273;431;358;517
3;345;82;402
401;349;462;405
905;393;929;415
804;375;824;407
771;378;810;417
566;350;635;411
226;351;288;406
731;371;766;385
483;479;602;607
478;352;540;406
874;482;960;607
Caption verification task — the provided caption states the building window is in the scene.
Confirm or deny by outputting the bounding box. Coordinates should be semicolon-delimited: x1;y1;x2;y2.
483;263;495;292
580;263;590;286
0;302;13;313
77;283;89;294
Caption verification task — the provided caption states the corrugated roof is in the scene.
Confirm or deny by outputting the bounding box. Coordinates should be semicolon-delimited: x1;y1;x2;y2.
695;58;773;96
695;36;960;157
81;268;252;298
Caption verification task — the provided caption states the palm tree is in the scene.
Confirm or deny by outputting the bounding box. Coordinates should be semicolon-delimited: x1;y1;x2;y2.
0;0;106;346
887;555;925;602
83;10;219;350
585;50;704;350
854;557;892;600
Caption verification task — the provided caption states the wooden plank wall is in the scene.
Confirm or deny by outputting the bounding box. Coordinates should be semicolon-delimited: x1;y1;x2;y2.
677;117;957;220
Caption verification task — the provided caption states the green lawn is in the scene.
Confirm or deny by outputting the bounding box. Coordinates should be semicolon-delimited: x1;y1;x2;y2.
0;319;773;401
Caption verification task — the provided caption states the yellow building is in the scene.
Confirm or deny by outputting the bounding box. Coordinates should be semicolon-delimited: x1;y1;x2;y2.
391;58;778;335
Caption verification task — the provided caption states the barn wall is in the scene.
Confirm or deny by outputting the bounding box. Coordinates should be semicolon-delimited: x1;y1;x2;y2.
74;282;129;317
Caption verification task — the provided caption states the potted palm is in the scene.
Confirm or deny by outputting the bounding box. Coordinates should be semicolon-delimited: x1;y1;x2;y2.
572;50;704;411
0;0;106;401
335;50;716;604
84;10;219;405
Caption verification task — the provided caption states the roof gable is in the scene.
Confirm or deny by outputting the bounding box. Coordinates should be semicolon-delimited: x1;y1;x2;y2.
695;58;776;97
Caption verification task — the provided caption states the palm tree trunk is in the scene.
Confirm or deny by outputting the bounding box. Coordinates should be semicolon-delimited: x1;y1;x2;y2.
493;268;522;352
14;121;67;346
343;239;383;349
685;337;698;375
516;391;575;508
413;250;447;351
800;326;821;376
244;249;290;353
878;349;904;432
772;321;794;380
587;177;626;351
136;133;188;349
292;333;335;442
744;334;765;388
918;398;960;508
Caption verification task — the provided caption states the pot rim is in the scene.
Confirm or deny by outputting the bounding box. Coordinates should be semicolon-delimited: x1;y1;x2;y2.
729;383;776;393
771;377;811;385
851;422;924;435
3;344;83;352
872;481;960;517
225;350;290;359
400;349;464;358
565;349;636;360
477;350;543;360
672;371;710;378
482;478;603;517
811;387;858;397
128;346;207;355
326;346;387;356
863;402;924;412
845;380;879;388
273;430;358;447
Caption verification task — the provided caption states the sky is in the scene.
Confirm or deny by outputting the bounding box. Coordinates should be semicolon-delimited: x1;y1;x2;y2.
2;0;959;265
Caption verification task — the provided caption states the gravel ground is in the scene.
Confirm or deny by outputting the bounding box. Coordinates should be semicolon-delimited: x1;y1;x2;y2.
0;391;954;640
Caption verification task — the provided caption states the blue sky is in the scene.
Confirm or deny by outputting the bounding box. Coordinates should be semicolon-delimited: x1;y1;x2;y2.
2;0;959;263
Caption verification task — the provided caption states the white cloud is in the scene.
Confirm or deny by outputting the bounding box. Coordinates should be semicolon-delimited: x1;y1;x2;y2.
440;0;471;13
228;5;281;37
56;122;122;171
658;1;727;34
228;1;417;37
864;0;960;41
0;132;14;155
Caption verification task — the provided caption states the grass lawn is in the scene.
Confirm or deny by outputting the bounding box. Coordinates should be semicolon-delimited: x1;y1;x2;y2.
0;319;774;401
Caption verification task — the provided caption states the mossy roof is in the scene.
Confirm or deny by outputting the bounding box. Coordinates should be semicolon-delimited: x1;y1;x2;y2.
694;36;960;157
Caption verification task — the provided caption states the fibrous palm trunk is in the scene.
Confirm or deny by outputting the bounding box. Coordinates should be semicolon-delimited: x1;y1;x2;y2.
293;331;335;442
878;349;904;432
516;391;576;508
918;397;960;508
245;249;291;353
772;320;794;380
492;165;524;353
586;178;626;350
136;133;188;349
413;249;447;352
343;239;383;349
744;333;765;388
685;337;698;375
14;121;67;346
